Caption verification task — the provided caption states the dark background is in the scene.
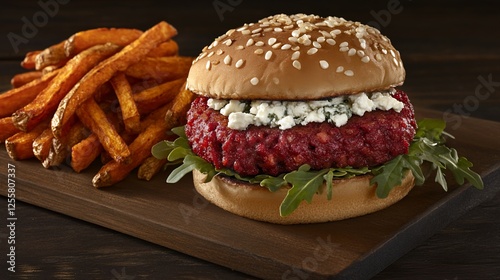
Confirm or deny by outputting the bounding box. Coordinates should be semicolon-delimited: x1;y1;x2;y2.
1;0;499;279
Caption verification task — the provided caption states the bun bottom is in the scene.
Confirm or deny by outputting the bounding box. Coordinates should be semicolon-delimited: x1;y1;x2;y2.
192;169;415;224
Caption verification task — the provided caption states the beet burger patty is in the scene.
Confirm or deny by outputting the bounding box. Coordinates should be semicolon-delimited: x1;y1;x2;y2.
186;90;416;177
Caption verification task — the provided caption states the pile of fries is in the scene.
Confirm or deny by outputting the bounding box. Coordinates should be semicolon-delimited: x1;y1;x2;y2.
0;21;195;187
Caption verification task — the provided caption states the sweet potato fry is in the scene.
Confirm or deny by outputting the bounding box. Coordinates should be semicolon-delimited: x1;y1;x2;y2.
32;127;54;162
137;156;167;181
147;40;178;57
21;50;41;69
110;72;141;134
0;117;20;143
125;56;192;82
5;121;48;160
13;43;120;132
71;133;103;172
163;83;195;128
92;118;167;187
51;21;178;138
64;27;143;57
0;69;59;118
10;71;42;88
93;83;194;187
41;65;60;75
133;78;185;114
35;41;68;70
43;120;88;168
76;98;130;163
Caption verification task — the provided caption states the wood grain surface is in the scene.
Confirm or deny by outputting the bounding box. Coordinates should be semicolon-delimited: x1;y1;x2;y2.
1;1;500;279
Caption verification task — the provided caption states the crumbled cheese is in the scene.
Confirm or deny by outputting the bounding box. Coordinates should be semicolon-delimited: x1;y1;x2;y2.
208;88;404;130
350;92;375;116
371;91;404;112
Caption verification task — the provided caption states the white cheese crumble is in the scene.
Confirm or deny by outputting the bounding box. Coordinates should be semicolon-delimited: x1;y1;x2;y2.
208;89;404;130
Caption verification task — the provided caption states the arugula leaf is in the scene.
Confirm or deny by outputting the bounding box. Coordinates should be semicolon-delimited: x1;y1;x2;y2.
280;165;329;216
155;121;484;217
370;155;405;198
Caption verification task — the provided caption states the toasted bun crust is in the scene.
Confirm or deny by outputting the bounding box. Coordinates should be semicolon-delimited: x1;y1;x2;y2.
187;14;405;100
193;169;415;224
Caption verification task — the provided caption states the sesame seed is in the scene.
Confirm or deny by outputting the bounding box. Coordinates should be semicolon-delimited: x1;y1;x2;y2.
223;55;231;65
268;37;277;45
236;45;245;50
246;38;255;47
348;48;356;56
207;51;215;58
292;29;301;37
235;59;244;68
307;48;318;55
344;70;354;76
255;41;264;47
212;60;220;65
197;52;207;60
291;46;300;51
319;30;332;38
237;26;248;32
312;41;322;48
223;39;233;46
264;27;273;32
393;57;399;66
339;47;349;52
375;53;382;61
292;60;302;70
274;27;283;32
355;26;365;33
291;51;300;60
336;66;344;73
390;49;396;58
339;41;349;48
326;39;336;45
205;60;211;70
361;56;370;63
319;60;329;69
382;49;388;54
360;39;367;49
357;50;365;57
288;37;298;43
241;29;251;35
331;29;341;35
254;48;263;54
265;50;273;60
250;77;259;85
216;49;224;55
252;28;262;34
272;43;282;49
281;44;292;50
317;36;325;43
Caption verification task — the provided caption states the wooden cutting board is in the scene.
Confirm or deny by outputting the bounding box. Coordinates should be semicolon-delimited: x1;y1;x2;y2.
1;108;499;279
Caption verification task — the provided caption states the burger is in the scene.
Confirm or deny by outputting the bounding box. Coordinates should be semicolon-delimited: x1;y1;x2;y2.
153;14;483;224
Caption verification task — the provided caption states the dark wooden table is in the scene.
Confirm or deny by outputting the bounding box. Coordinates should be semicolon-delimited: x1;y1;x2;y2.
1;1;499;279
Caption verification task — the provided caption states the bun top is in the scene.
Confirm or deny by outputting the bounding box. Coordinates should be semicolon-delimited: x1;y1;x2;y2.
187;14;405;100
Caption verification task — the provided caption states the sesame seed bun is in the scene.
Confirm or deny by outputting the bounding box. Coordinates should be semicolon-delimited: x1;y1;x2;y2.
187;14;405;100
193;169;415;224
